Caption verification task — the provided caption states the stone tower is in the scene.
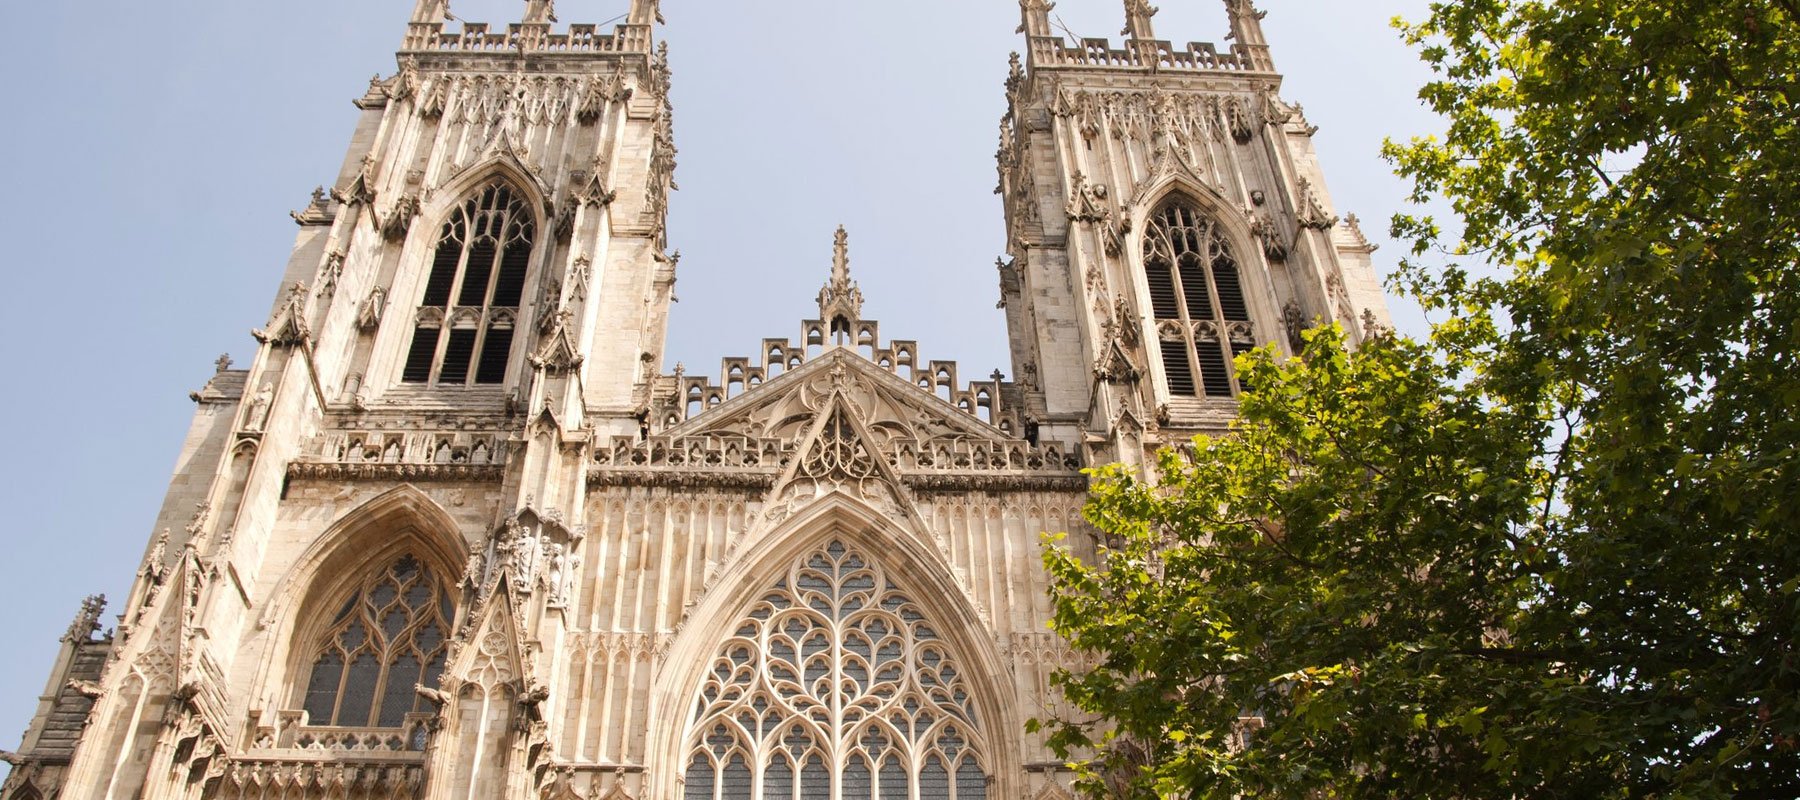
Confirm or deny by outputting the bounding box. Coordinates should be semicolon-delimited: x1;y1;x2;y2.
999;0;1389;470
1;3;1388;800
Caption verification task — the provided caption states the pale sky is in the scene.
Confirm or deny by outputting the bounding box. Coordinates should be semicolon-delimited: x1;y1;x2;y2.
0;0;1438;764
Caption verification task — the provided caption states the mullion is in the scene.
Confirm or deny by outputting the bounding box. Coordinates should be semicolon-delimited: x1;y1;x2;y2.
1161;219;1205;398
469;206;511;384
432;222;477;386
1196;224;1237;397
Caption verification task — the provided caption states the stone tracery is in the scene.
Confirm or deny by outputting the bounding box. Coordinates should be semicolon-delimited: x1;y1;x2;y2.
683;540;990;800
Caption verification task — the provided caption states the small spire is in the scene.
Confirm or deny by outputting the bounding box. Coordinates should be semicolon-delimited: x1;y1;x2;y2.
410;0;449;23
831;225;851;289
1017;0;1053;37
1224;0;1269;47
523;0;556;24
817;226;864;329
628;0;665;25
1122;0;1157;40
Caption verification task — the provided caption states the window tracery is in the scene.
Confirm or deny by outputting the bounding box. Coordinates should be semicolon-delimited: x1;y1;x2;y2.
685;541;989;800
403;181;535;386
300;555;454;728
1142;198;1255;397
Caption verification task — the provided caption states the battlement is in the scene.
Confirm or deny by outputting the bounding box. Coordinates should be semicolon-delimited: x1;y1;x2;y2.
1026;35;1274;74
400;21;652;55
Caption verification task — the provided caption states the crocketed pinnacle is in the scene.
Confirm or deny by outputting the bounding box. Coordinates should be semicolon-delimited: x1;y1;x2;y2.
817;225;864;328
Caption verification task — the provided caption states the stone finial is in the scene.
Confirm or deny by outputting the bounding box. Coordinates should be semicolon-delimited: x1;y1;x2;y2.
1017;0;1053;37
1224;0;1270;47
410;0;450;23
62;594;106;644
523;0;556;24
214;354;233;373
817;226;865;328
1122;0;1157;40
628;0;664;25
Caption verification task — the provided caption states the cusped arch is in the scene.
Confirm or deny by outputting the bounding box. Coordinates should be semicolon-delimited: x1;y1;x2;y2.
649;494;1022;800
255;485;469;717
1125;180;1287;396
425;154;553;229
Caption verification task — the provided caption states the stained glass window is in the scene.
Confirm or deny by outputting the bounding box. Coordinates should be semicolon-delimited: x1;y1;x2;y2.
300;555;454;727
684;541;989;800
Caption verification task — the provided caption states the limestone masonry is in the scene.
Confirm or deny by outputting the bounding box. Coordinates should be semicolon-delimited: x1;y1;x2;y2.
2;2;1390;799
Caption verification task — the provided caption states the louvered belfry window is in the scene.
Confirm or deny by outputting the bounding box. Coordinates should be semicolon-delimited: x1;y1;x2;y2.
684;541;990;800
300;555;453;728
1142;199;1255;397
402;181;533;386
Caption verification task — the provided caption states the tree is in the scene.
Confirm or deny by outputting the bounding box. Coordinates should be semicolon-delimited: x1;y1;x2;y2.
1039;2;1800;797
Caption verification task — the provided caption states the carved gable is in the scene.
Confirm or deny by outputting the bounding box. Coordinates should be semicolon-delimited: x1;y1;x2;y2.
671;348;1017;453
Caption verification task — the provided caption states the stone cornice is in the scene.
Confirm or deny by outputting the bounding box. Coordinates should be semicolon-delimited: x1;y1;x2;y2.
285;462;505;483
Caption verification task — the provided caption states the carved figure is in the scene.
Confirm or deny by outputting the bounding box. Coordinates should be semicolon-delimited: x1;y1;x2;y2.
245;383;274;432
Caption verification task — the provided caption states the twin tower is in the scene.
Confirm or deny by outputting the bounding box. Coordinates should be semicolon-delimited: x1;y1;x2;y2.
3;2;1388;800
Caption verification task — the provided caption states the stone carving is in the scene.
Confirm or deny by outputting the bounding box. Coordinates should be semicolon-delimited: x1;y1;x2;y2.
1297;178;1339;230
389;57;421;103
245;383;274;432
380;194;420;242
575;66;633;125
332;155;378;207
1283;299;1308;353
575;166;617;207
255;282;311;346
316;250;345;297
62;595;105;643
1066;171;1113;224
551;202;576;242
1249;208;1287;261
355;286;387;331
418;78;448;121
289;186;334;226
568;256;592;302
815;226;864;324
1225;95;1255;143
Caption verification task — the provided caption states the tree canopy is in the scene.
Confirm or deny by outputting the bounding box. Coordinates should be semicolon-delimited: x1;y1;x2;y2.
1039;1;1800;797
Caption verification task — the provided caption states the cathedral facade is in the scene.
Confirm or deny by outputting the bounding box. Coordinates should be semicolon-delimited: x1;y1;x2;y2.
2;2;1388;799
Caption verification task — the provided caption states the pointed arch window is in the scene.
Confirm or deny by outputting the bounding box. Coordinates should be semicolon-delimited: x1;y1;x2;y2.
300;555;454;728
684;541;990;800
402;181;535;386
1142;198;1255;397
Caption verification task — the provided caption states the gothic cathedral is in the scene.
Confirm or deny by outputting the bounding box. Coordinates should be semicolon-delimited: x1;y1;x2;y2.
3;2;1389;799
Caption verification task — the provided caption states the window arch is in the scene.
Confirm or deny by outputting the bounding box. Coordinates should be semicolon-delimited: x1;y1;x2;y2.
299;554;454;728
1142;198;1255;397
402;180;535;386
684;540;989;800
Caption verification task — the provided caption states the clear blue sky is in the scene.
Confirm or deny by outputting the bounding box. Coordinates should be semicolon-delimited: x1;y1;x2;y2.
0;0;1437;765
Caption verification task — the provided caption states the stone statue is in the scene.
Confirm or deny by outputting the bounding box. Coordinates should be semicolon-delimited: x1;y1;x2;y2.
246;383;274;432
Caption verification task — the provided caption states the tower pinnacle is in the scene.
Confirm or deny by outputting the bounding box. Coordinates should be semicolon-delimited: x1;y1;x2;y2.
410;0;448;23
1017;0;1053;37
817;225;864;330
628;0;665;26
1122;0;1157;40
523;0;556;24
1225;0;1270;48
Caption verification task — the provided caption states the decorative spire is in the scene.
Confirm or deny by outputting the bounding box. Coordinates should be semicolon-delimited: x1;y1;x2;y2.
1122;0;1157;40
1224;0;1269;47
1017;0;1053;37
410;0;449;23
817;226;864;328
523;0;556;24
628;0;665;25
